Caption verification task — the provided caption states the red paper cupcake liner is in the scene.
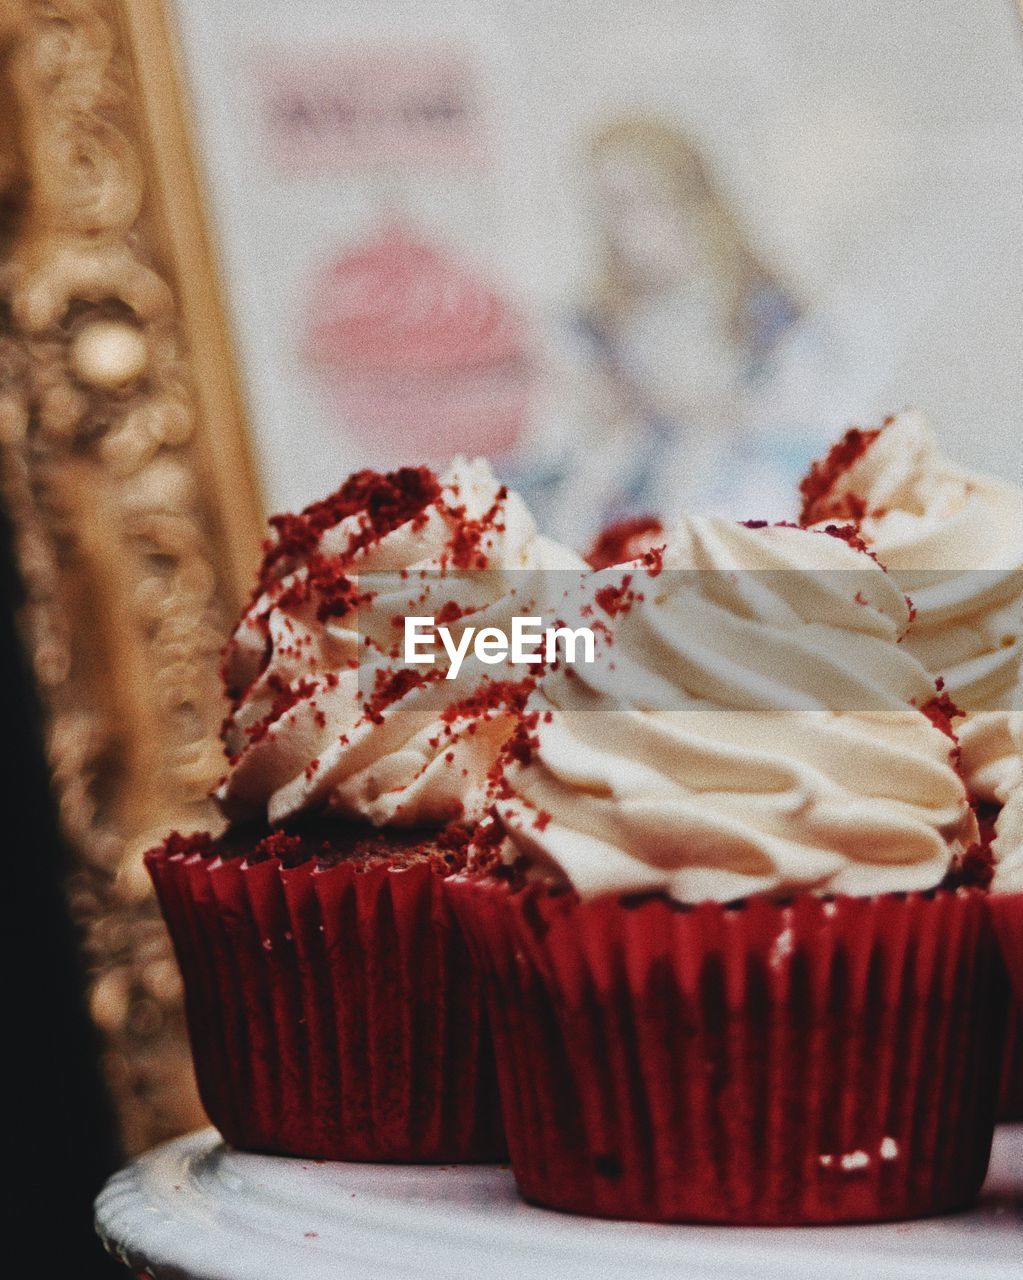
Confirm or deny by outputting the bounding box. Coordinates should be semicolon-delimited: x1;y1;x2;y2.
991;892;1023;1119
997;1000;1023;1121
146;844;505;1162
449;879;1008;1224
990;893;1023;1001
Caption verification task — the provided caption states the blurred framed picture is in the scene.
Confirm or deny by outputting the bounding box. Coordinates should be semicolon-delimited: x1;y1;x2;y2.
171;0;1023;545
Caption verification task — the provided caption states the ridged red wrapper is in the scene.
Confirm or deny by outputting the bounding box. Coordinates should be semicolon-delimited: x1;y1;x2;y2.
146;842;505;1162
449;878;1008;1224
991;892;1023;1118
998;1001;1023;1121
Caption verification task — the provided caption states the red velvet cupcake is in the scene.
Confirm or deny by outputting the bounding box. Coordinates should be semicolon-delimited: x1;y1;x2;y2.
450;519;1008;1223
584;515;665;569
799;412;1023;829
800;414;1023;1127
998;1003;1023;1120
147;825;502;1161
148;459;582;1161
990;782;1023;1107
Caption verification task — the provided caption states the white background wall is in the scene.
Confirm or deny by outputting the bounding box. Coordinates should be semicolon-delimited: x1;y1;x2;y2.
172;0;1023;520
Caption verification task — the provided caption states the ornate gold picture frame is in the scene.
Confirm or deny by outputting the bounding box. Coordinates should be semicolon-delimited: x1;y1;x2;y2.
2;0;1022;1163
0;0;264;1152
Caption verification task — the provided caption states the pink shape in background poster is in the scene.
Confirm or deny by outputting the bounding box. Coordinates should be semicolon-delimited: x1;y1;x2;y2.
303;223;536;466
566;115;828;529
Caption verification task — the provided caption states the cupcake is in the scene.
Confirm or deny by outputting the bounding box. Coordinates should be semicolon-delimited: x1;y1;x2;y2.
799;411;1023;1119
798;410;1023;809
449;518;1008;1223
147;458;581;1161
997;1002;1023;1120
304;224;534;463
584;515;665;569
990;751;1023;1090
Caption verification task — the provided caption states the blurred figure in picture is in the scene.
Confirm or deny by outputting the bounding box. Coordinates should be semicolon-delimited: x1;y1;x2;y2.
561;115;826;534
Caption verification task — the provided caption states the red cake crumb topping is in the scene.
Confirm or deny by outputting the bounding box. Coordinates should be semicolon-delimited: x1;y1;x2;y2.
208;821;484;874
442;487;508;570
640;544;664;576
435;823;473;856
257;466;441;590
239;676;320;755
819;522;874;557
918;683;964;742
253;831;304;862
439;677;533;725
941;838;994;891
484;703;542;802
361;666;444;724
501;709;541;771
220;624;273;707
159;830;215;859
455;810;507;874
272;555;372;623
595;574;638;618
586;515;665;569
798;427;881;527
434;598;473;626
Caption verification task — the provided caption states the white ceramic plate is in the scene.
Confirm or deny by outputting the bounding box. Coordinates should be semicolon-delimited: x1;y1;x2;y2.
96;1125;1022;1280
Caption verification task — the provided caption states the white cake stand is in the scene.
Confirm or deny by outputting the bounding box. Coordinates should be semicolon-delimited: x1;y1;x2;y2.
96;1125;1022;1280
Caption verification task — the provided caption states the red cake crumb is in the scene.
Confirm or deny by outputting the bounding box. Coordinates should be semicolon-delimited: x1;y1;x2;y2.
435;823;473;856
442;487;508;570
439;677;533;725
213;821;484;875
361;666;444;724
277;555;373;622
640;544;664;576
919;681;964;741
220;624;273;708
798;427;881;526
586;515;665;569
257;466;441;590
160;831;215;858
819;522;875;558
245;676;320;748
595;574;637;618
502;709;541;770
465;810;511;874
941;838;995;891
433;599;472;627
253;831;304;862
741;519;881;560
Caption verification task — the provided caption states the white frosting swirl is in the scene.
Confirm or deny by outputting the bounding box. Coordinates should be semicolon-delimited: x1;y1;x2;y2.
495;518;976;903
992;707;1023;893
217;458;582;827
802;411;1023;803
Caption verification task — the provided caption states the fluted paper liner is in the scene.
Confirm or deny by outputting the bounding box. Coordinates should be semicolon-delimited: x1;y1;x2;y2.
449;879;1008;1224
146;844;505;1162
991;892;1023;1120
997;1000;1023;1121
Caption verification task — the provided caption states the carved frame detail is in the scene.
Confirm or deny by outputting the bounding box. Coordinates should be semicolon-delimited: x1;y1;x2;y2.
0;0;263;1151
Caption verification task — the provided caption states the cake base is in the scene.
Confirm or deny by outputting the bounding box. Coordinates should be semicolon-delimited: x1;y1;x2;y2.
96;1126;1022;1280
